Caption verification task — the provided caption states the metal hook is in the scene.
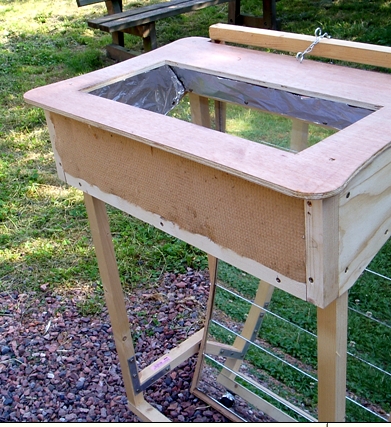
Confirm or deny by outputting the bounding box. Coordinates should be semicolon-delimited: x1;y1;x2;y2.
314;27;322;37
296;27;331;63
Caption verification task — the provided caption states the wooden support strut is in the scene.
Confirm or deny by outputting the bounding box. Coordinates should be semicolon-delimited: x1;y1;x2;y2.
83;194;171;421
317;292;348;422
84;193;205;421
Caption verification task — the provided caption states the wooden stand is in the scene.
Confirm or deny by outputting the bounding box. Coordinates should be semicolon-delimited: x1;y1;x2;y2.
24;25;391;421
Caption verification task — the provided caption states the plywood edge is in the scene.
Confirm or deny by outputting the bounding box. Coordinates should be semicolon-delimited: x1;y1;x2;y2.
297;110;391;200
44;110;66;182
67;175;307;301
47;105;391;201
338;144;391;296
305;197;339;308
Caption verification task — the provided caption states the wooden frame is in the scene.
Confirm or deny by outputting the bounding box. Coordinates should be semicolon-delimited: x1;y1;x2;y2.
24;25;391;421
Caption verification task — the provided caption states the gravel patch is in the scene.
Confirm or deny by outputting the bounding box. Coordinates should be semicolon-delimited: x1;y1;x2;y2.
0;269;241;422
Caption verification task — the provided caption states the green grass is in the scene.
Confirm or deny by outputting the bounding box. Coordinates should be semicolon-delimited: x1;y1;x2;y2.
1;0;391;422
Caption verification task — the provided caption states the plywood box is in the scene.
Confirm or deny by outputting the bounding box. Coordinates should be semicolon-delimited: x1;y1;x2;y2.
25;31;391;309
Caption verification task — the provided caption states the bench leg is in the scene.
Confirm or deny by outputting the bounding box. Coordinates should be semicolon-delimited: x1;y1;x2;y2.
105;1;125;47
111;31;125;48
189;92;211;128
228;0;278;29
140;23;157;52
124;23;158;53
262;0;277;29
228;0;241;25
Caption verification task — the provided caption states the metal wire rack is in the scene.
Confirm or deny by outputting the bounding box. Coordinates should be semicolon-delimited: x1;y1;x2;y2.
196;251;391;422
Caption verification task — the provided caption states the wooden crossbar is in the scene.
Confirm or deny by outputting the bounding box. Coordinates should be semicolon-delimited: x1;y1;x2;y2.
77;0;106;5
209;23;391;68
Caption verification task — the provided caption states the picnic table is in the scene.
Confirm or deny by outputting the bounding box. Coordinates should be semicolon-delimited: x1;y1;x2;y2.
77;0;278;60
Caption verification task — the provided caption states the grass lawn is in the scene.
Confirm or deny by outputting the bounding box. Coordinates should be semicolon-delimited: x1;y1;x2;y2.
1;0;391;421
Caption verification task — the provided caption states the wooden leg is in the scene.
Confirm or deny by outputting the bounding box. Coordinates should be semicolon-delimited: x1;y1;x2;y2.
228;0;241;24
290;119;309;152
111;31;125;48
139;23;157;52
189;92;211;128
83;194;168;422
214;100;227;133
262;0;277;29
191;254;219;392
317;291;348;422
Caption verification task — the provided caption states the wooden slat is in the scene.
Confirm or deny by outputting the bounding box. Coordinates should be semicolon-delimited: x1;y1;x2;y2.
139;328;203;385
205;340;240;356
88;0;174;26
209;23;391;68
218;371;317;422
217;374;302;422
317;291;348;421
192;388;244;422
77;0;105;6
89;0;231;32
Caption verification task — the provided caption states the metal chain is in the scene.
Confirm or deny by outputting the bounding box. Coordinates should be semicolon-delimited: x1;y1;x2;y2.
296;27;331;63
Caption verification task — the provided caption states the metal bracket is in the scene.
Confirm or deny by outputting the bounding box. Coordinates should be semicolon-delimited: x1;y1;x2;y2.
219;303;269;359
218;347;245;359
127;356;171;394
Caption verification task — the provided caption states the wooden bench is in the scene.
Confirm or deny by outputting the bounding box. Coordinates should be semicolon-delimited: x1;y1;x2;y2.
77;0;278;60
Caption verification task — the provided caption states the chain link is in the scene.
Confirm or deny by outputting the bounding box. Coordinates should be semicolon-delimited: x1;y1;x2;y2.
296;27;331;63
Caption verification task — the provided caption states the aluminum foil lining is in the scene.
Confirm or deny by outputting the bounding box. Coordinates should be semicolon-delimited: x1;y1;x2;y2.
90;65;185;115
90;65;373;130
